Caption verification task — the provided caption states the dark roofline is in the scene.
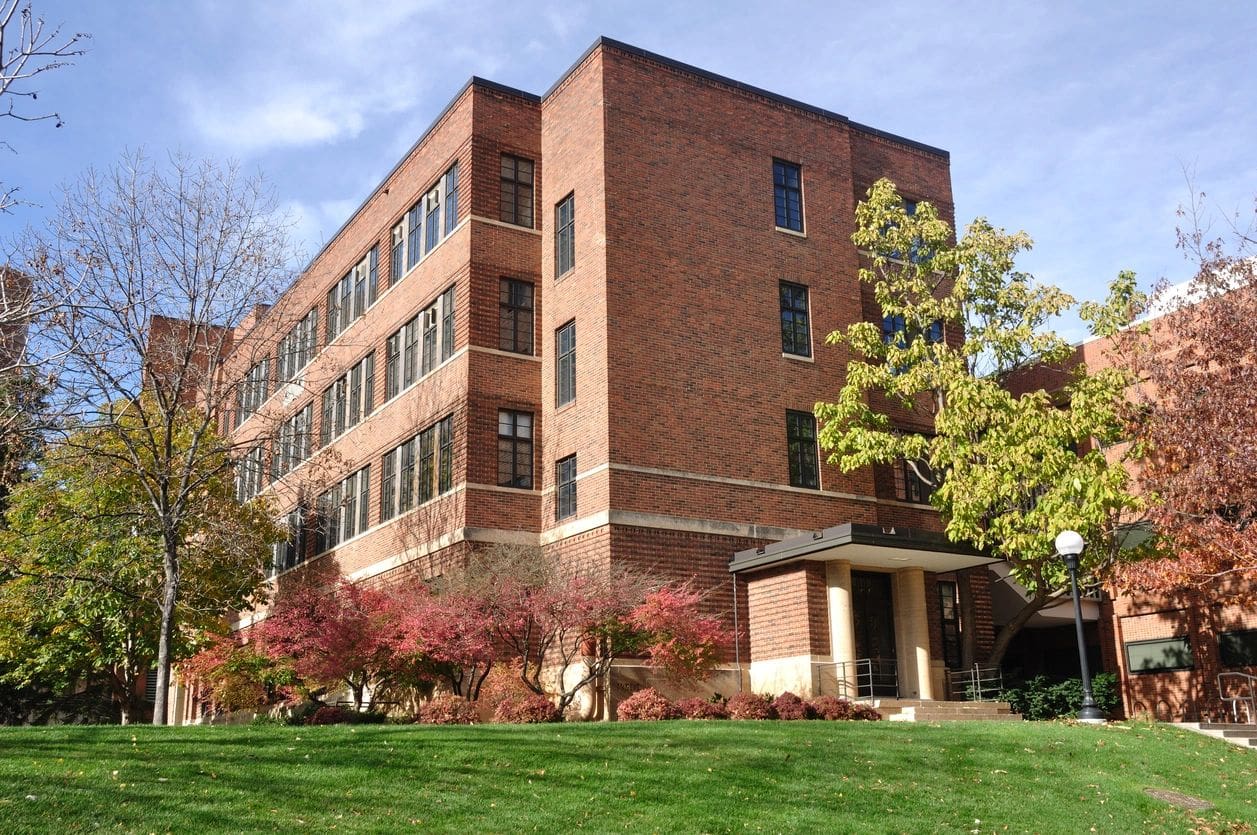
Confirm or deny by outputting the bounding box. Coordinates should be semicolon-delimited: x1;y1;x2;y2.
728;522;991;574
546;36;948;160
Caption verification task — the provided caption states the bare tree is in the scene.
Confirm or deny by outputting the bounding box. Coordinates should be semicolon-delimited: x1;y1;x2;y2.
1;0;88;212
20;150;299;724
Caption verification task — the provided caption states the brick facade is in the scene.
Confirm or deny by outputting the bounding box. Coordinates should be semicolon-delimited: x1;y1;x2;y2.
212;37;996;711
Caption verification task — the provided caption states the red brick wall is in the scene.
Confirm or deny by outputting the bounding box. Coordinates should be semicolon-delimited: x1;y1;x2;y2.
746;563;830;661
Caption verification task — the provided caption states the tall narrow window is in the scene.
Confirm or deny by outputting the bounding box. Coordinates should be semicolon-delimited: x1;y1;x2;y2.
498;411;533;488
424;187;440;255
556;320;575;406
443;163;460;235
421;307;438;376
440;287;455;362
367;246;379;306
773;159;803;232
407;203;423;270
438;415;453;494
779;281;811;357
385;332;401;400
398;438;416;512
555;193;575;276
499;279;534;354
786;410;819;489
381;446;397;522
404;316;419;387
556;454;577;520
391;223;404;283
938;580;962;669
418;426;435;504
500;155;534;228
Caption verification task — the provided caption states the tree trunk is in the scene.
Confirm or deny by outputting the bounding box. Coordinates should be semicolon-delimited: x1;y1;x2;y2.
987;591;1053;668
152;537;180;726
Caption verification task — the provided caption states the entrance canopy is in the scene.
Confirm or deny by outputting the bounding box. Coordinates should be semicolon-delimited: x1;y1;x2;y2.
729;522;998;575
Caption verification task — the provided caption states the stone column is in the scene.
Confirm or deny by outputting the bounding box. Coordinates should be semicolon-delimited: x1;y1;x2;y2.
896;567;934;700
826;560;857;697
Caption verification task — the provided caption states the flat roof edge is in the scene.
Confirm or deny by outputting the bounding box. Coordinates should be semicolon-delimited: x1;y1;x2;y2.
728;522;992;573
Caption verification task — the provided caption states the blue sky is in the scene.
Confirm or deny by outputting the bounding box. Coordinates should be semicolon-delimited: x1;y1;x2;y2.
5;1;1255;340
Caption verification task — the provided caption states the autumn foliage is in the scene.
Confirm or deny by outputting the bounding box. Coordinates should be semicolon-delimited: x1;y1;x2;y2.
1113;202;1257;596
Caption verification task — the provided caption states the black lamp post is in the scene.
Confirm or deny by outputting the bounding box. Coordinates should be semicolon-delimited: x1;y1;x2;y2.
1055;530;1106;724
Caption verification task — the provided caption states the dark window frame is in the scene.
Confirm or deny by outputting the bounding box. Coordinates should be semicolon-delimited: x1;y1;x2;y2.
1125;636;1195;674
773;159;803;232
499;278;534;354
786;409;819;489
497;410;534;489
555;320;576;406
555;192;575;276
779;281;811;357
500;154;535;228
556;454;577;520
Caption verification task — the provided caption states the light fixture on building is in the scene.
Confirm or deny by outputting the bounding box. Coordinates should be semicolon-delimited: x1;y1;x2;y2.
1055;530;1106;724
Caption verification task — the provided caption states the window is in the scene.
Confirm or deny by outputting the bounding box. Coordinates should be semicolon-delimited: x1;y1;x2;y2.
555;193;575;276
500;154;534;227
234;446;265;502
1219;629;1257;668
498;410;533;488
385;288;456;403
391;223;404;284
938;580;962;669
315;466;371;553
444;164;460;235
270;506;307;576
277;308;318;383
786;410;819;489
272;403;313;480
319;353;374;445
779;281;811;357
556;454;577;520
893;459;933;504
236;359;270;426
380;414;457;521
882;314;943;372
1125;637;1194;673
499;279;534;354
556;320;575;406
325;247;378;343
396;162;461;276
773;159;803;231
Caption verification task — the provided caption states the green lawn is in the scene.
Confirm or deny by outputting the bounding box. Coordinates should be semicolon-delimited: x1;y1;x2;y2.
0;720;1252;833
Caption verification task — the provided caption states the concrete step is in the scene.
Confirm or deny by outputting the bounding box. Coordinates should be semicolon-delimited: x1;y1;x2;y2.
1177;722;1257;748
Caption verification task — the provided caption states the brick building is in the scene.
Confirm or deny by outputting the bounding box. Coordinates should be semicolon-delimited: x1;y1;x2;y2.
185;38;1006;721
1018;298;1257;722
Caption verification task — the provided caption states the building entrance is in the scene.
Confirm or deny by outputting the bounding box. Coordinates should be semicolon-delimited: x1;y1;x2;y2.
852;571;898;697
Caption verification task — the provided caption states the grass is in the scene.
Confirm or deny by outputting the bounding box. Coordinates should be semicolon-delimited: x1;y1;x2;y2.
0;720;1253;833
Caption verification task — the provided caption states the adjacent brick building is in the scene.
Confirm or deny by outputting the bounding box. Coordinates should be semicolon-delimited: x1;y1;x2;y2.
186;38;1006;721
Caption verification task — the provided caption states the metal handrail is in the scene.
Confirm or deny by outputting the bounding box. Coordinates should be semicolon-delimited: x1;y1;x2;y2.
945;664;1004;701
815;658;899;700
1217;672;1257;724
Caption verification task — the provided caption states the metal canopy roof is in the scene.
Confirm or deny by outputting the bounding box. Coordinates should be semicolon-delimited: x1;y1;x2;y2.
728;523;999;574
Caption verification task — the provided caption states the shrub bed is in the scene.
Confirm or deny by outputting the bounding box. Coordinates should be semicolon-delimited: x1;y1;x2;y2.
676;697;729;720
727;692;776;720
414;696;478;725
493;694;561;724
616;688;681;721
772;692;816;720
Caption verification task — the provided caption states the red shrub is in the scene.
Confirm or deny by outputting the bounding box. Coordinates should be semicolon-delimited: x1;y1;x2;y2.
727;692;777;720
852;703;882;721
493;694;561;724
772;691;816;720
676;697;729;720
306;705;354;725
807;695;882;721
616;688;681;721
414;695;478;725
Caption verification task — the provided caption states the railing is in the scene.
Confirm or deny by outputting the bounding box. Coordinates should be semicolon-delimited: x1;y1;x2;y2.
945;664;1004;702
816;658;899;700
1217;672;1256;724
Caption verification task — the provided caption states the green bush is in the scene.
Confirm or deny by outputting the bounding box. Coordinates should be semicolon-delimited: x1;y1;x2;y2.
1003;673;1119;720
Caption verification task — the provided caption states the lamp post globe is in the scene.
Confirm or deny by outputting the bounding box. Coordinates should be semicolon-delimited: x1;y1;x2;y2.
1056;530;1105;724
